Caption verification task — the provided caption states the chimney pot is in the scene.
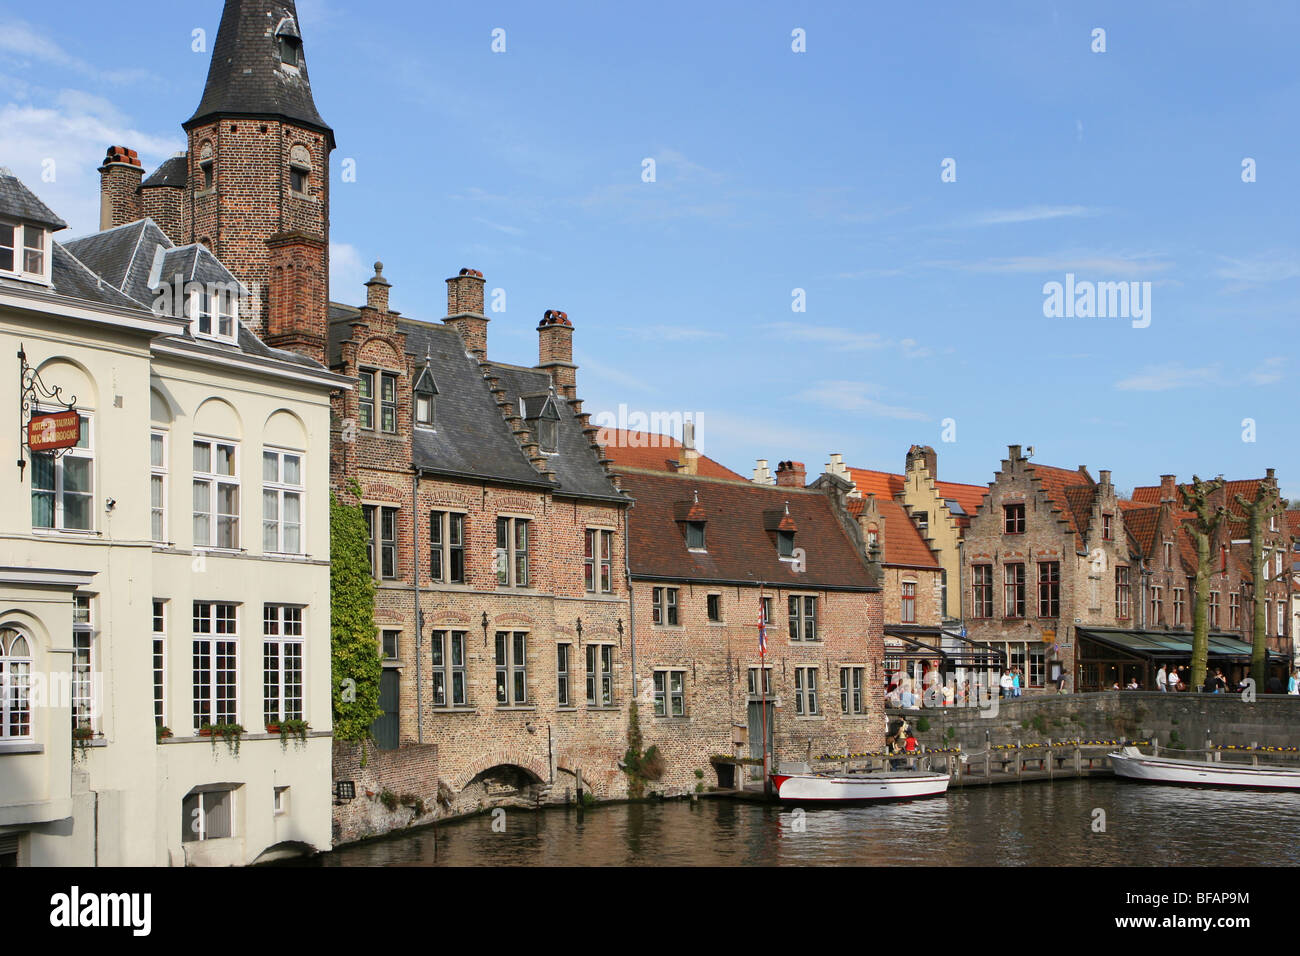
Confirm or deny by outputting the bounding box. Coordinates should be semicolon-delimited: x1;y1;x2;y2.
775;461;807;488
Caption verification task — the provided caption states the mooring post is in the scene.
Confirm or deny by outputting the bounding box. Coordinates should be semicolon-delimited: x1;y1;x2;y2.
1047;738;1053;778
1205;729;1213;764
1016;740;1022;779
1152;735;1159;758
1251;741;1258;767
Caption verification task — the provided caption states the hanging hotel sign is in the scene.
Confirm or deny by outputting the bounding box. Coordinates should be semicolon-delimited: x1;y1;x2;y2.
28;410;80;452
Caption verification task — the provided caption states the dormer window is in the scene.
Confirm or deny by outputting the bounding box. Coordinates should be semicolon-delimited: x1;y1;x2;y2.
778;530;795;557
413;363;438;429
523;392;561;455
686;521;706;550
279;35;301;67
188;286;238;342
0;222;49;282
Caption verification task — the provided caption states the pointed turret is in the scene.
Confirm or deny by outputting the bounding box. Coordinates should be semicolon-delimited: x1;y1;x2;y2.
186;0;334;149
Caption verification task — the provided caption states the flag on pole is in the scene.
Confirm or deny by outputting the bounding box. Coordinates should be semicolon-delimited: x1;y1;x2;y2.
758;602;767;657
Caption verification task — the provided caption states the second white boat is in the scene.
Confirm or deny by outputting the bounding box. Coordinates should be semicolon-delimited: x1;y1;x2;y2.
769;767;951;802
1109;746;1300;790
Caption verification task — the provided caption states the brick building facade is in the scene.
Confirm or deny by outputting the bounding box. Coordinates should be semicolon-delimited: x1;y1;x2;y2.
961;445;1131;694
612;449;886;793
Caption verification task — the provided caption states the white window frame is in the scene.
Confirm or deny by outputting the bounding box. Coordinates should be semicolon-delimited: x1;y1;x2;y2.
788;594;818;641
151;429;168;544
0;220;51;284
840;666;865;714
193;438;240;551
430;510;466;584
192;602;238;731
31;411;93;533
495;516;530;588
584;528;613;593
187;286;238;343
556;643;572;708
0;625;33;740
652;586;679;626
495;630;528;706
431;630;469;708
182;788;234;843
153;600;167;729
585;643;614;707
262;447;304;555
262;605;304;724
653;669;686;717
72;594;95;732
794;666;819;716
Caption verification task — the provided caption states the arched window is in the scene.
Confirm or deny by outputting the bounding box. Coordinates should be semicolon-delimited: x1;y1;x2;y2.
0;627;33;739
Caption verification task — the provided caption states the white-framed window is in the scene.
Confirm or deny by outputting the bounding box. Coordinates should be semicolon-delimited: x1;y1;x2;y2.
187;286;237;342
794;666;819;715
651;587;679;626
273;786;289;815
1279;601;1287;638
0;626;33;739
262;448;303;554
901;581;917;624
0;221;49;282
31;412;93;531
586;644;614;707
182;787;234;843
192;602;238;730
151;430;168;543
747;666;772;698
153;600;167;729
653;670;686;716
193;438;239;550
787;595;817;641
359;369;398;434
72;594;95;731
263;605;303;723
556;643;572;707
1173;588;1186;626
430;511;466;584
496;516;529;587
495;631;528;706
584;528;613;593
380;629;400;661
363;505;398;579
431;630;468;708
840;666;865;714
415;388;435;427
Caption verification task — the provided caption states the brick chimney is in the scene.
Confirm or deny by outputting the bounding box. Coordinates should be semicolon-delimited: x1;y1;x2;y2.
1159;474;1177;503
444;268;488;359
906;444;938;479
776;460;806;488
1007;445;1023;463
680;420;699;475
98;146;143;230
537;309;576;399
264;231;328;363
1099;469;1112;491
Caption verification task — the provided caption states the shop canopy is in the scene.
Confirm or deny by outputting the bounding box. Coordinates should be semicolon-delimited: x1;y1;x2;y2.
1076;627;1286;663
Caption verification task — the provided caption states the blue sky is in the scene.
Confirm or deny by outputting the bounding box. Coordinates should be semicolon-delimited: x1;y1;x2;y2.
2;1;1297;497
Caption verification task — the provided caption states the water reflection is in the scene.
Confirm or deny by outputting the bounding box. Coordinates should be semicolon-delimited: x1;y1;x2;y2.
316;781;1300;867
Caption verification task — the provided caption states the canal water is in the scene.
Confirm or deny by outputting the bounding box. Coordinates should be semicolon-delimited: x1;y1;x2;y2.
318;780;1300;866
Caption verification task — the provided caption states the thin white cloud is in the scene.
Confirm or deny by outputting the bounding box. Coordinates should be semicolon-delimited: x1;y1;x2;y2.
797;380;929;421
928;253;1172;277
1248;357;1285;386
962;205;1096;227
1114;363;1222;392
765;322;932;359
1213;256;1300;286
621;325;723;342
0;20;156;85
329;242;368;303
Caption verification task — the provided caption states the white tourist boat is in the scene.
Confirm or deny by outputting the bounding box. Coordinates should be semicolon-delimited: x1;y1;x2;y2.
769;765;951;802
1109;746;1300;790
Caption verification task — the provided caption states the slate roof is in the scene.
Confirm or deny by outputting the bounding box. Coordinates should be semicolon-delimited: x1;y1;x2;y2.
362;317;625;502
142;155;188;189
186;0;335;148
847;495;940;570
0;170;67;230
601;429;745;480
620;469;878;590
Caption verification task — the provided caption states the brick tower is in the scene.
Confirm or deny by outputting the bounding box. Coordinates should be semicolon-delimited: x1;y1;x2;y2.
182;0;335;360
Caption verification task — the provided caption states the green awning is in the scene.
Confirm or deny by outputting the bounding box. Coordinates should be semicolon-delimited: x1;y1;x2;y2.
1078;628;1279;662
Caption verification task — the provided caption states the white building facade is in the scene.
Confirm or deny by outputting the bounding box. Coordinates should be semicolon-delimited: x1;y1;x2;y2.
0;170;347;866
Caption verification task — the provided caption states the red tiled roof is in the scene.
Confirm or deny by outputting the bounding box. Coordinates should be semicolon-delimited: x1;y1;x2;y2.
873;497;940;569
601;429;744;481
1287;511;1300;537
936;480;989;518
847;467;904;500
1026;463;1094;544
619;470;877;590
1123;505;1162;557
1134;478;1271;522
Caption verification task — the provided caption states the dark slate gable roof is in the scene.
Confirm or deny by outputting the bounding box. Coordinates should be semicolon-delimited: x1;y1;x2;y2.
186;0;335;148
399;321;554;490
621;469;877;590
0;171;68;230
489;363;624;501
142;155;188;189
45;244;145;309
